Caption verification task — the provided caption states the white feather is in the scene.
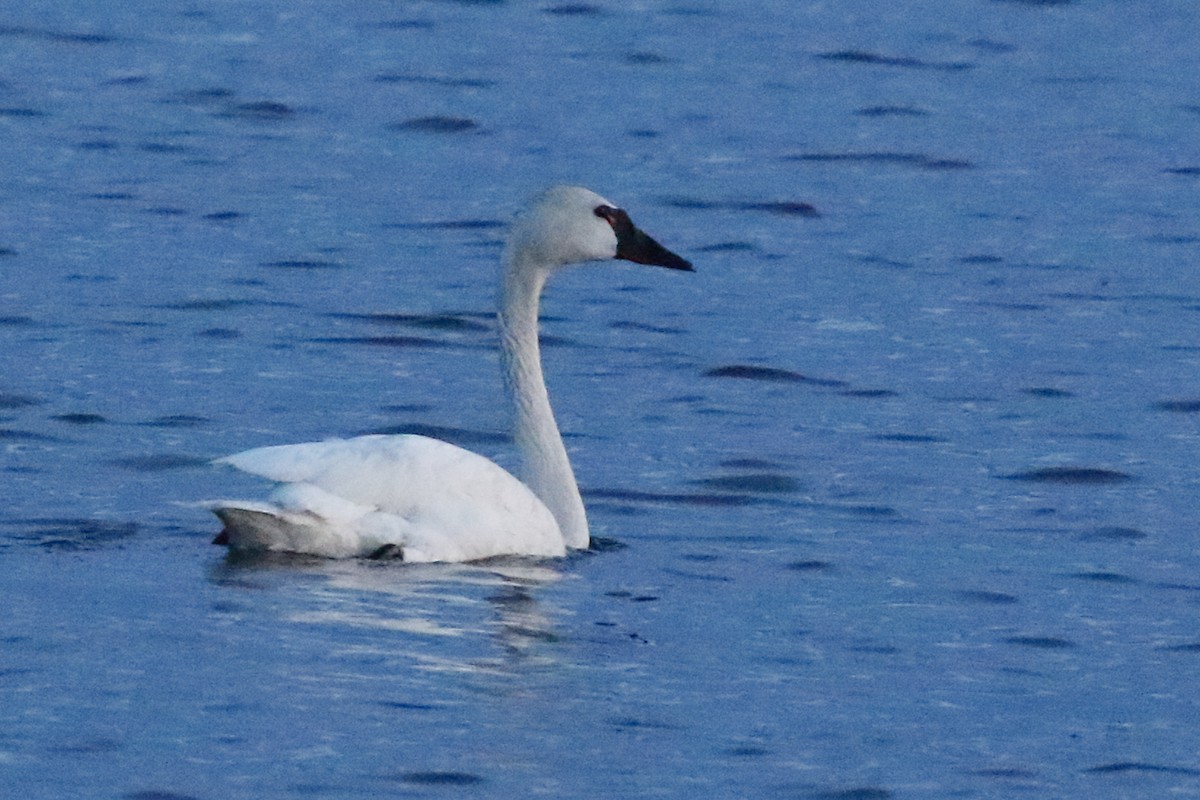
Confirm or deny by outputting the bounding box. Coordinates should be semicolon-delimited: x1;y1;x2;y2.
215;436;562;560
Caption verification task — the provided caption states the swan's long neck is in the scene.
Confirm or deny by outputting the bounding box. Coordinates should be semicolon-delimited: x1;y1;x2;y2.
498;252;589;549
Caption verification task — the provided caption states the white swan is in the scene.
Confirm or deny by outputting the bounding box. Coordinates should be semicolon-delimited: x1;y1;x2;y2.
212;185;692;561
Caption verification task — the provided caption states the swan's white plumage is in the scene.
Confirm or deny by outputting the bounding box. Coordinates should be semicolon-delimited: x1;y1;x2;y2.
212;185;691;562
214;435;563;561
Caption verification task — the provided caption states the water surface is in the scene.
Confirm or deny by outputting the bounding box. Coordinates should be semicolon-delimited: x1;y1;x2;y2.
3;1;1200;797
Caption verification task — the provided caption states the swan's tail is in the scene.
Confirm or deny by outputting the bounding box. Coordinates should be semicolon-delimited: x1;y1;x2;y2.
212;503;330;551
211;501;378;559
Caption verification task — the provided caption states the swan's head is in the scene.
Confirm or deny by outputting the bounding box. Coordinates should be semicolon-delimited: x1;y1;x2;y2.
506;185;693;274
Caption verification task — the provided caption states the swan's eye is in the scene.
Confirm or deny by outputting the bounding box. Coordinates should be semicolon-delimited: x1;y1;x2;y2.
594;205;626;230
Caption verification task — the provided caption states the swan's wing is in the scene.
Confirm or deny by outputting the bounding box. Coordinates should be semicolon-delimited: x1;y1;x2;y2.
217;435;458;501
214;435;565;561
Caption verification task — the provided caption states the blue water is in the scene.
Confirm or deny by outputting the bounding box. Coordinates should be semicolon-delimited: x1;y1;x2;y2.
4;1;1200;797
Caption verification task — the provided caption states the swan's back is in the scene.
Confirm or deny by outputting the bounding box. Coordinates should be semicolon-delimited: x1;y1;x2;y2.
214;435;565;561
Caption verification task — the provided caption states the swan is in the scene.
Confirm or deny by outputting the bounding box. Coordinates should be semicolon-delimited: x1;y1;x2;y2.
211;185;692;561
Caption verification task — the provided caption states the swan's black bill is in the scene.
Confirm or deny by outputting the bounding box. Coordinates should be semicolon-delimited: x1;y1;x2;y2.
596;205;693;271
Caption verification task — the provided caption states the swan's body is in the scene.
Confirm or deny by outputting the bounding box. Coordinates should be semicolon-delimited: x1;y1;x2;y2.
212;185;691;561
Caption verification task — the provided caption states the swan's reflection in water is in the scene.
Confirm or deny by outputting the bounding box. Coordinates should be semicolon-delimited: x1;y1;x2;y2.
209;552;572;680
